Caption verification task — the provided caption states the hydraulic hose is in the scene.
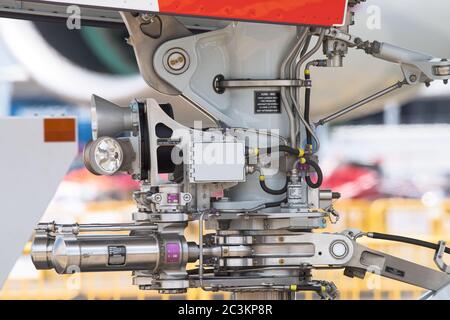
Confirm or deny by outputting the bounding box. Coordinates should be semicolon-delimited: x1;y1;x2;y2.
367;232;450;254
265;198;288;208
257;145;303;157
305;158;323;189
259;176;288;195
304;70;312;146
217;198;287;213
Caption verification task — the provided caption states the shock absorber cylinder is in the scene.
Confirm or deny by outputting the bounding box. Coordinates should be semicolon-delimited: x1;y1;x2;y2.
31;224;198;274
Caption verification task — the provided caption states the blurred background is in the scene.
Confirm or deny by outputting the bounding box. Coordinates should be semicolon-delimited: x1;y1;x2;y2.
2;1;450;299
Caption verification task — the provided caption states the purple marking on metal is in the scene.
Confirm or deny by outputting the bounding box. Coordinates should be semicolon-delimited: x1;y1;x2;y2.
297;163;309;171
167;193;180;204
166;243;181;263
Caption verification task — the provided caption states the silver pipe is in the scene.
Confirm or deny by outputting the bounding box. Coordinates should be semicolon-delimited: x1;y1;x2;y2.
280;29;309;147
198;211;206;289
37;222;157;234
295;30;325;79
78;223;157;233
291;30;325;151
316;80;407;126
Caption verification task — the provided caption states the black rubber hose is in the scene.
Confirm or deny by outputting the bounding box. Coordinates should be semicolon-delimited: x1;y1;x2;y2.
304;72;312;146
258;145;301;157
305;158;323;189
265;198;287;208
259;178;288;195
368;232;450;254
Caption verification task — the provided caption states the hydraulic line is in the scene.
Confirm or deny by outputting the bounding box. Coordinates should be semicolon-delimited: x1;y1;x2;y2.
259;176;288;195
280;28;309;147
290;30;325;152
295;30;325;80
257;145;303;157
299;34;312;57
366;232;450;254
304;69;312;146
305;158;323;189
265;198;288;208
217;198;287;213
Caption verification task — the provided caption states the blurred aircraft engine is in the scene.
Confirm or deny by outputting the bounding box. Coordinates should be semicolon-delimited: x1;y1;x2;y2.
0;18;150;105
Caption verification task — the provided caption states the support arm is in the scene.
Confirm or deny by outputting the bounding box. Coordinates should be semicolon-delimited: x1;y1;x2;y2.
344;242;450;291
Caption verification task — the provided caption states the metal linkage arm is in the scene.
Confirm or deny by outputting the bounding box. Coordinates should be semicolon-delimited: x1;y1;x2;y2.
324;28;450;84
316;80;407;126
369;42;450;84
344;242;450;291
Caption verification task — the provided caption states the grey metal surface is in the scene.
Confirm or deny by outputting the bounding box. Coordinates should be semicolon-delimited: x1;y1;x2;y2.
346;242;450;291
422;282;450;300
0;117;77;288
121;13;193;95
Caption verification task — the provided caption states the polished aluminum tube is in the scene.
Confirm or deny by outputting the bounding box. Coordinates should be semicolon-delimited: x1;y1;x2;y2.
32;234;160;274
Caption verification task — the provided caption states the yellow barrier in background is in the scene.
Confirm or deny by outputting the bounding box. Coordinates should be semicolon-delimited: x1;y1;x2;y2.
2;198;449;300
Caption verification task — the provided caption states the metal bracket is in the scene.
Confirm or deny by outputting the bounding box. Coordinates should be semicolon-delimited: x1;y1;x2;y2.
213;74;306;94
434;241;450;274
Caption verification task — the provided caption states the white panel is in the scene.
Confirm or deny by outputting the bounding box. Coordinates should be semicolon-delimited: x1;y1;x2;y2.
191;142;245;183
36;0;159;11
0;117;77;287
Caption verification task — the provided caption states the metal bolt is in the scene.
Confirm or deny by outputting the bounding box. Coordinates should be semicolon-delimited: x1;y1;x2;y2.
163;48;190;74
153;194;162;203
140;13;153;22
183;193;192;202
330;241;349;259
409;75;417;82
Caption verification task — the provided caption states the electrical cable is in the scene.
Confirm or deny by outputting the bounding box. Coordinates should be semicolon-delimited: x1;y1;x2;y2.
366;232;450;254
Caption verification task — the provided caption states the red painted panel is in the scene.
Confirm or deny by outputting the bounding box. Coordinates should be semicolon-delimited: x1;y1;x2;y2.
158;0;348;26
